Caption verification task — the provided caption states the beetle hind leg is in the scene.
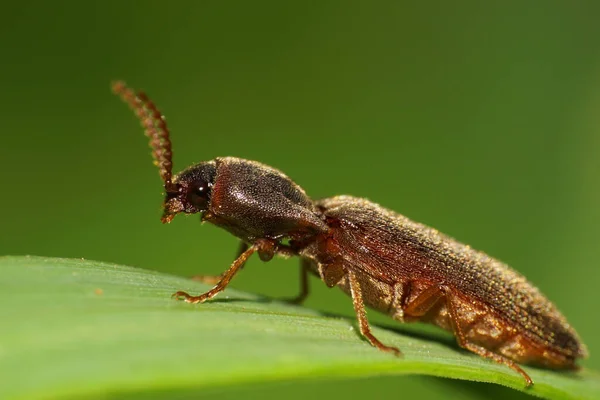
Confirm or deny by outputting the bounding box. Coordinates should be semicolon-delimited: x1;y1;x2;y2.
443;287;533;387
403;284;534;387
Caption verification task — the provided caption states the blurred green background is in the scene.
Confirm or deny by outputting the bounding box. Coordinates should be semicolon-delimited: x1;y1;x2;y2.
1;1;599;399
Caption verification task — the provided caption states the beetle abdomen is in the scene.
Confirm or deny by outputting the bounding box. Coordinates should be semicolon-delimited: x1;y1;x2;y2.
327;267;579;368
427;291;580;368
315;195;588;364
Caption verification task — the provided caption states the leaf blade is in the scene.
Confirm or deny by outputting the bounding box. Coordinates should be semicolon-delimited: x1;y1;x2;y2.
0;256;598;400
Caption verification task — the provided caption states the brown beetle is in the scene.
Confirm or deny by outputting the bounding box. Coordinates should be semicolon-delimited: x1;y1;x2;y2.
113;81;588;387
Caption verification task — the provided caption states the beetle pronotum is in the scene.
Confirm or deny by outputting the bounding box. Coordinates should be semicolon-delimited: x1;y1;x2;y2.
113;81;587;387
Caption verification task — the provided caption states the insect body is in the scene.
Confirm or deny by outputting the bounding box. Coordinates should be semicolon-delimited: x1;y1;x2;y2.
113;81;587;387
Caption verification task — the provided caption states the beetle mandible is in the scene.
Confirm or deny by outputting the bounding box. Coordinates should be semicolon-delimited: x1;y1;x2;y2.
112;81;588;387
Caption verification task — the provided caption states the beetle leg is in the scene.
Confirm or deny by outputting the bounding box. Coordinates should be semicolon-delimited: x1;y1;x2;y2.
191;241;249;284
403;285;534;387
287;259;311;304
172;243;256;304
347;271;402;356
253;240;309;304
443;287;534;387
320;258;346;288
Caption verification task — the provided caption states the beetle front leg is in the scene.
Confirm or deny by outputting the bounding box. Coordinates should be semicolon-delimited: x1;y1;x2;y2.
173;243;256;303
191;241;249;284
174;239;279;303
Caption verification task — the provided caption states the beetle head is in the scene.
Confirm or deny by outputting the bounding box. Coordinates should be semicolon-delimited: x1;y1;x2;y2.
113;81;217;223
162;161;217;223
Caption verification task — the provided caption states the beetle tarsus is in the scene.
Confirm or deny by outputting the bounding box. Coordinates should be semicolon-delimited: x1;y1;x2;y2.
172;291;206;304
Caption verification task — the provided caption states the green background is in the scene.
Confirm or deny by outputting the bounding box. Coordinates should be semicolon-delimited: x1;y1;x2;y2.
1;1;599;399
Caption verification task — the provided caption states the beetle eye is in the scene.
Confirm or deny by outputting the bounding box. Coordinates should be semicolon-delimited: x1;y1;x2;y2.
188;180;212;210
194;185;207;197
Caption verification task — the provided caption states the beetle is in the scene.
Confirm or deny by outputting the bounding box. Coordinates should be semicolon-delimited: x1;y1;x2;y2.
112;81;587;387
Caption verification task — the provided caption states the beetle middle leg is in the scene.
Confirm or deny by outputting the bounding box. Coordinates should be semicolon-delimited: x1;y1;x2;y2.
286;259;311;304
347;271;402;356
403;285;534;387
191;242;249;284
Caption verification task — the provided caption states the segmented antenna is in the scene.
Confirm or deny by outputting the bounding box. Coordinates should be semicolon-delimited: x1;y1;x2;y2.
112;81;177;192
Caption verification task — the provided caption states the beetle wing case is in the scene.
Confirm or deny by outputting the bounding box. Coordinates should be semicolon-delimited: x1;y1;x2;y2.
313;195;587;362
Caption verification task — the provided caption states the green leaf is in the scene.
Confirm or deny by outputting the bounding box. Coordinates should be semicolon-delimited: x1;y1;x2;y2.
0;256;598;400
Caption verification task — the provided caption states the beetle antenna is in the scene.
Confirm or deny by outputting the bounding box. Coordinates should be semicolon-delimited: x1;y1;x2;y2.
112;81;177;192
